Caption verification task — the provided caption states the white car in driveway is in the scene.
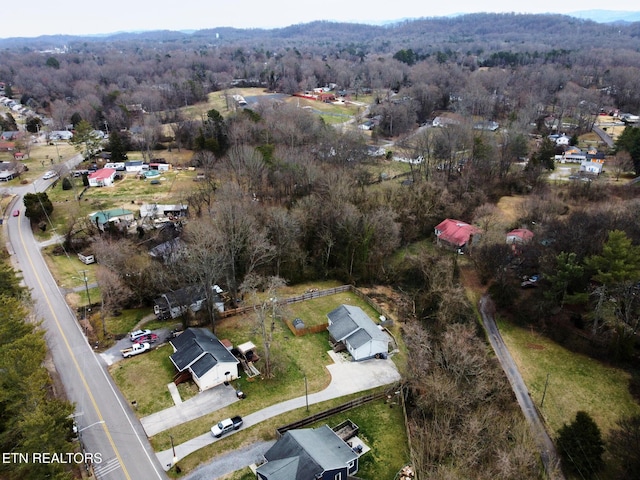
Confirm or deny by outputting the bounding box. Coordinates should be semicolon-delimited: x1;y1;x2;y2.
43;170;57;180
129;329;152;342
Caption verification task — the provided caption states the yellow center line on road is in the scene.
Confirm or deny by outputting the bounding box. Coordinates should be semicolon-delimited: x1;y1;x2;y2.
18;219;131;480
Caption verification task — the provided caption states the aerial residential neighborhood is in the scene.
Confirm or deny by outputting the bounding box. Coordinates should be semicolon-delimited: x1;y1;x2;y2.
2;9;640;480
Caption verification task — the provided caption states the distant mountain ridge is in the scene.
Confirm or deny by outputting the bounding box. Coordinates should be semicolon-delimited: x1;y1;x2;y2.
569;10;640;23
0;11;639;49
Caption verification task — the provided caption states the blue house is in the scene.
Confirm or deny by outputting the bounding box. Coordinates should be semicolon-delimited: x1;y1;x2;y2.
256;425;359;480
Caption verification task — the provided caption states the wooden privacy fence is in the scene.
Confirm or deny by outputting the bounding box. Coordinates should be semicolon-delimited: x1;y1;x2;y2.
218;283;393;327
287;322;328;337
275;388;394;437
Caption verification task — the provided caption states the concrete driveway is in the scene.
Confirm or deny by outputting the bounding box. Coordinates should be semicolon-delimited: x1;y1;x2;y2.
155;352;401;470
100;328;171;366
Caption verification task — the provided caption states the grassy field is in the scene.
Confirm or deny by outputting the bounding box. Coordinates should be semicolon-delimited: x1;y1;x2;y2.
496;317;640;436
34;165;198;245
0;140;79;183
178;87;368;126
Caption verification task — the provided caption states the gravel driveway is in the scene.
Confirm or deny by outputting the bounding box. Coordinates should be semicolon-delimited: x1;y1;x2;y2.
179;440;274;480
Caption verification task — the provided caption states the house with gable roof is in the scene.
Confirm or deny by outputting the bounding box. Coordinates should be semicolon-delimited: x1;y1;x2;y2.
256;425;359;480
89;208;135;231
434;218;481;252
506;228;534;245
153;284;224;320
580;160;604;175
88;167;117;187
327;305;388;361
169;328;239;391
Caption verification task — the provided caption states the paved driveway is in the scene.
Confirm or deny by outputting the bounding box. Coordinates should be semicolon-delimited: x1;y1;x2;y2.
155;353;401;470
100;328;171;366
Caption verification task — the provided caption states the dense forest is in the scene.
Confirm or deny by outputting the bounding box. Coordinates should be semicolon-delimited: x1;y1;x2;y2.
3;12;640;479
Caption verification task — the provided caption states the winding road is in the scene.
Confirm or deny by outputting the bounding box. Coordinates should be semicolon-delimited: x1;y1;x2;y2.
479;295;563;479
4;158;166;480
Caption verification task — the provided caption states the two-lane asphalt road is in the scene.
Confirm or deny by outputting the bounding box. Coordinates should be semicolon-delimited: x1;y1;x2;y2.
5;165;166;480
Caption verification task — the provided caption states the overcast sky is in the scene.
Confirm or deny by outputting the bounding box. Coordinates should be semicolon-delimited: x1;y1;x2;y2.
2;0;638;39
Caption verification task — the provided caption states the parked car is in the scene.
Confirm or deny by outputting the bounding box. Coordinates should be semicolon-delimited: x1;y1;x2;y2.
129;329;152;342
521;275;541;288
133;333;159;344
211;416;243;438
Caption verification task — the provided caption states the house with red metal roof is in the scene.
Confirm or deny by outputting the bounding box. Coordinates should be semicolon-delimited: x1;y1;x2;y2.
88;167;117;187
506;228;534;245
434;219;481;252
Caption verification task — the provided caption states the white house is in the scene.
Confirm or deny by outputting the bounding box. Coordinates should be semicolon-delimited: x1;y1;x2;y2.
49;130;74;140
555;134;570;146
580;160;604;175
124;160;146;173
327;305;389;361
88;167;116;187
169;328;239;391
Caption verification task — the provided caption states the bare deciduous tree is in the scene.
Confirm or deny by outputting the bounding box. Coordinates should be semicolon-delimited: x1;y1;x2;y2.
239;274;286;379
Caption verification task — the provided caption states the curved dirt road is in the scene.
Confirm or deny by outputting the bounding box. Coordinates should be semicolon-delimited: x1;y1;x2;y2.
479;295;563;479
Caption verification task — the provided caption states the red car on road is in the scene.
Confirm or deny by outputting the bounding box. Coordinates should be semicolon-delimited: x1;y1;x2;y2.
133;333;159;344
12;210;19;217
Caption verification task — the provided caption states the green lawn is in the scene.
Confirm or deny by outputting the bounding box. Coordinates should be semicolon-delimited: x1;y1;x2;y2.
165;392;406;480
106;308;154;338
109;344;183;416
307;398;409;480
497;317;640;436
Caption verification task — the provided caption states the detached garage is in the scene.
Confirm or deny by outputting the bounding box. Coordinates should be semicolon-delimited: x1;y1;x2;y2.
327;305;388;361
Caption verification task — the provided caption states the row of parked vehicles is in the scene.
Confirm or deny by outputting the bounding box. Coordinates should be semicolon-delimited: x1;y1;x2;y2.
121;329;159;357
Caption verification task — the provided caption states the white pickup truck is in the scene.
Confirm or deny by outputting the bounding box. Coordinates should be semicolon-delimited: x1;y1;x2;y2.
121;342;150;358
211;416;243;438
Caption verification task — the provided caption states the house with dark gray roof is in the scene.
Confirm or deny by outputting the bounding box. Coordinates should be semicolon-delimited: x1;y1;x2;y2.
327;305;389;361
169;328;239;391
256;425;359;480
153;284;224;320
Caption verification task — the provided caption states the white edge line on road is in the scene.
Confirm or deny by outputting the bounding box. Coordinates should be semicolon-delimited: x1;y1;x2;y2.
17;190;165;480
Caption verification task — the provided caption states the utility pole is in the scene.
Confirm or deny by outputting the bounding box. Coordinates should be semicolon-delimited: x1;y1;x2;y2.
540;373;550;408
304;375;309;412
79;270;91;307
